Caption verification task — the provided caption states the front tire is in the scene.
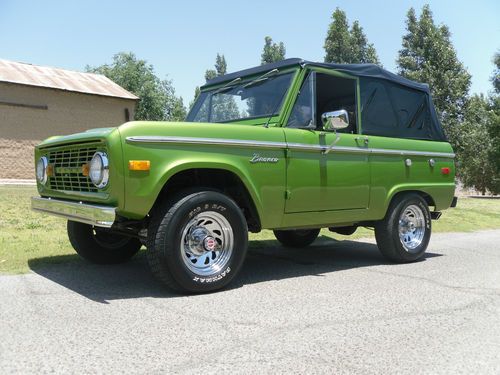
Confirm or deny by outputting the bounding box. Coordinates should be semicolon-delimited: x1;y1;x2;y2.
147;191;248;293
375;193;431;262
67;221;142;264
273;229;321;248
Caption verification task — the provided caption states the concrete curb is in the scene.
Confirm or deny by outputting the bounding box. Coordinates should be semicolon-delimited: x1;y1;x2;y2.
0;179;36;186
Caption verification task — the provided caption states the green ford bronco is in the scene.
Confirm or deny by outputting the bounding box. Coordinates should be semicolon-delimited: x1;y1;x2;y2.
32;58;457;293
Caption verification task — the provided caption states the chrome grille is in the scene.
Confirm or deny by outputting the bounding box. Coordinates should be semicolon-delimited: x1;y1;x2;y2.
47;146;99;192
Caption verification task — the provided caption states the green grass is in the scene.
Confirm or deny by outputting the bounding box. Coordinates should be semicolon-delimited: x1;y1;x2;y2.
0;186;499;274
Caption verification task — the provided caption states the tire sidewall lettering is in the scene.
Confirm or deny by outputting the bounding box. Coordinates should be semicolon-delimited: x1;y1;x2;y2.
188;203;227;219
192;267;231;283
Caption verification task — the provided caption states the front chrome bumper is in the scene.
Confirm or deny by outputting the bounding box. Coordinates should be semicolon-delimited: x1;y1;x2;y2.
31;197;116;228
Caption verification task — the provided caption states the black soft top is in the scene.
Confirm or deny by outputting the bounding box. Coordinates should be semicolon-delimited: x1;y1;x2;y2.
203;58;446;142
204;58;429;92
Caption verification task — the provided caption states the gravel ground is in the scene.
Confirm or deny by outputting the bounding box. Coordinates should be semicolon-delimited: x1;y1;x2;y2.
1;230;499;374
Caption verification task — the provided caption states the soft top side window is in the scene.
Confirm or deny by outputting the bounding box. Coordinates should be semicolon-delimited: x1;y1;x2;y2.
287;71;358;133
360;78;438;140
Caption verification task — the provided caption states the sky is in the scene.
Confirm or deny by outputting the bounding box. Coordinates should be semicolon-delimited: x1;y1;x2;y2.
0;0;498;104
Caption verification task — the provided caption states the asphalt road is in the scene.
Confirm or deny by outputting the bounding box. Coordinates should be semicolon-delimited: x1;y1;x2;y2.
1;230;499;374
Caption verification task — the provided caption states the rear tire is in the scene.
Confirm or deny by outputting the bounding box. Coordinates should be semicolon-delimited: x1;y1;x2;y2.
273;229;320;248
375;193;431;262
67;221;141;264
330;226;357;236
147;190;248;294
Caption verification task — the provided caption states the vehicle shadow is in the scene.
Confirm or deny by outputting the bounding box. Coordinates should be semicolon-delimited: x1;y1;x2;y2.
28;236;442;303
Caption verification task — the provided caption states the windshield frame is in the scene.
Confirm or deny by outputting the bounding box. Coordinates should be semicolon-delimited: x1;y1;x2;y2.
187;68;299;124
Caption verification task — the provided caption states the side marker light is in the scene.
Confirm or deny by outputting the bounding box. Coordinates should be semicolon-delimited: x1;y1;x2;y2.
129;160;151;171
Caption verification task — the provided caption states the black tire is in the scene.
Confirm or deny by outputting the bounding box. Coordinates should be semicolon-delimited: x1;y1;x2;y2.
67;221;142;264
375;193;431;263
273;229;321;248
330;226;357;236
147;191;248;294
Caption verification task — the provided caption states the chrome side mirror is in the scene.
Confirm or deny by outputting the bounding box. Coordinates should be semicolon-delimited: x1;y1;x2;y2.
321;110;349;131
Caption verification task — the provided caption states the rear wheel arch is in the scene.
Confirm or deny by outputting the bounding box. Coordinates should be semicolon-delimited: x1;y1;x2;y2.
150;167;262;232
385;189;436;217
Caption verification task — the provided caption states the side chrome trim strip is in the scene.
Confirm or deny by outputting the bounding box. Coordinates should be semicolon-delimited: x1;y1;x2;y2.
369;148;455;158
287;143;370;154
126;136;455;159
126;136;286;149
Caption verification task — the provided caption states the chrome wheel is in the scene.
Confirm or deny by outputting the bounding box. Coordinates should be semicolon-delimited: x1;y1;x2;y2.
181;211;234;276
398;204;425;252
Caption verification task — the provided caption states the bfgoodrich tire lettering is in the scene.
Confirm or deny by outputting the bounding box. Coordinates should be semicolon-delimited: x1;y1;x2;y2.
147;191;248;293
375;193;431;262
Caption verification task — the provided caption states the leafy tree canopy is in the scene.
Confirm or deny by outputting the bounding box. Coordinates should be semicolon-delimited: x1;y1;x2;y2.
261;36;286;65
324;8;380;64
205;53;227;81
191;54;239;120
86;52;186;121
492;51;500;94
457;94;499;195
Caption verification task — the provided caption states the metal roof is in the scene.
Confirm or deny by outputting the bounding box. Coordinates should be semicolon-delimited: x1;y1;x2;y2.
0;59;139;100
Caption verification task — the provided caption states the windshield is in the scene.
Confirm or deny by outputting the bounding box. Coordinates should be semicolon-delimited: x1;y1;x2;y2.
187;72;294;123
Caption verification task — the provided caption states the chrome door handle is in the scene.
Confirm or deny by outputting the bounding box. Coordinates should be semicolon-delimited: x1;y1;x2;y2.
322;133;341;154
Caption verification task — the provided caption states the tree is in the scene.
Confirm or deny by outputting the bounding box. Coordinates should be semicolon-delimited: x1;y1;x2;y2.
86;52;185;121
191;53;239;120
492;51;500;93
455;52;500;195
457;95;499;195
487;95;500;193
487;52;500;191
191;53;227;107
261;36;286;65
324;8;380;64
397;5;471;145
350;21;380;64
205;53;227;81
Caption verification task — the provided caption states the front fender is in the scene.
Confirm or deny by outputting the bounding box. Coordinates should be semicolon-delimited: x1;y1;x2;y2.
117;128;286;228
152;159;264;221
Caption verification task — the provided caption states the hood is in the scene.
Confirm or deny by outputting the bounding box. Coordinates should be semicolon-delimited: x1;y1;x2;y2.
37;127;117;148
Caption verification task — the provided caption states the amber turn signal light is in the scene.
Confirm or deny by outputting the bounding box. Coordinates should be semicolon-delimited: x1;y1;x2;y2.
81;163;89;176
47;164;55;177
129;160;151;171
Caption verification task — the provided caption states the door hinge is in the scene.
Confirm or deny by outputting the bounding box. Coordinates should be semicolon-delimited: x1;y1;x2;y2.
284;148;291;158
285;190;291;200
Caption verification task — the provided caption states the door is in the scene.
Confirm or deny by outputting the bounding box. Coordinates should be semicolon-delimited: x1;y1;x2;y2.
283;70;370;213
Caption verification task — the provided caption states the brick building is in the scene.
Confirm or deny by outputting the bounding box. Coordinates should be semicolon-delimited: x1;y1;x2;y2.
0;59;138;179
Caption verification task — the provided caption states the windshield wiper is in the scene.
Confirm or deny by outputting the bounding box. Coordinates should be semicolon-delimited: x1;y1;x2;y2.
243;68;279;88
214;77;242;94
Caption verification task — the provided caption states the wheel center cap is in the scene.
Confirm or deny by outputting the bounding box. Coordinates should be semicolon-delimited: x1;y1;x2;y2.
203;236;216;251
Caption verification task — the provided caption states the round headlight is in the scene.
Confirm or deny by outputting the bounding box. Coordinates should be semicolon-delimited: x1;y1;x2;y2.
36;156;48;184
89;152;109;188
